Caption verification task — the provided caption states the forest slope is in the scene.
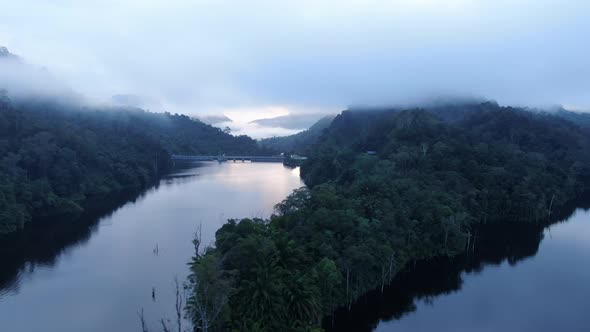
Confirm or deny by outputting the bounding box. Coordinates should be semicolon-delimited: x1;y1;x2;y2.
0;94;265;233
186;102;590;332
258;114;335;154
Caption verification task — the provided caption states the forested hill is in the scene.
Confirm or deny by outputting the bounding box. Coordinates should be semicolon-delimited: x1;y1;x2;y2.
186;102;590;332
555;108;590;130
303;102;590;191
0;94;265;233
258;114;335;154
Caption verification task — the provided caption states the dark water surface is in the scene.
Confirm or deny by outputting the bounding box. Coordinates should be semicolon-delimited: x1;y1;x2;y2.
0;162;303;332
327;202;590;332
2;162;589;332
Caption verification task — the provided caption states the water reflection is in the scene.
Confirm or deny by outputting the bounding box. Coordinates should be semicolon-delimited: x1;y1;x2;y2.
0;162;202;295
326;197;590;332
0;162;303;332
0;189;151;295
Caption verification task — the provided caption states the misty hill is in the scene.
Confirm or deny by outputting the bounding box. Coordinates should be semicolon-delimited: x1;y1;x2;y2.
0;46;19;60
0;46;79;103
555;108;590;130
303;101;590;197
193;102;590;331
250;113;329;130
0;94;266;234
258;114;335;154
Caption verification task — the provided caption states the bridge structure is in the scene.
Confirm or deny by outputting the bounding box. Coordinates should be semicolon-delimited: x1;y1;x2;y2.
171;154;285;163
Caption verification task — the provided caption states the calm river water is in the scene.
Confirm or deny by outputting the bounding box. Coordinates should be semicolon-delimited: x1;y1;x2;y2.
1;162;589;332
0;162;303;332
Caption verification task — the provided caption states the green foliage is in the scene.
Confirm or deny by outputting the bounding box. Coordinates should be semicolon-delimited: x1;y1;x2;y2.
187;251;232;332
0;97;266;233
189;103;590;331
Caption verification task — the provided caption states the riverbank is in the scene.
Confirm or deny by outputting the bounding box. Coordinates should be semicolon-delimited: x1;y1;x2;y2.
0;162;303;332
326;196;590;331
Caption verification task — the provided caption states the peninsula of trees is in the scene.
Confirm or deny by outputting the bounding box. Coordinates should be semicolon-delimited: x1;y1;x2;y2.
186;102;590;331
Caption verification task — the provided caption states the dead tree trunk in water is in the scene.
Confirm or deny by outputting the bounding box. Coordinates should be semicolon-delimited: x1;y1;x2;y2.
160;319;171;332
345;265;351;297
380;253;396;293
548;194;556;218
421;142;429;157
174;277;183;332
137;308;148;332
193;223;203;258
380;265;387;293
187;227;228;332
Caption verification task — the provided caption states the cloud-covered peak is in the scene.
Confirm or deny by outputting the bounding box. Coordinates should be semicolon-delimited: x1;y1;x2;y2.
2;1;590;113
0;46;81;103
0;46;21;61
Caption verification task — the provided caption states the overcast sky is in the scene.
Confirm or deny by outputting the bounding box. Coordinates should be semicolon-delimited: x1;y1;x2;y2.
1;0;590;117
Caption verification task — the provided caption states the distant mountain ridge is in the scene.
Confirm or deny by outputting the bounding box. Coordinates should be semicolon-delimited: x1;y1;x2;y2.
250;113;329;130
258;114;336;154
258;103;590;155
554;108;590;130
197;114;233;125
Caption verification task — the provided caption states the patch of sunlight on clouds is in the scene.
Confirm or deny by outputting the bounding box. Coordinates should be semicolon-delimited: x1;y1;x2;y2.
223;106;291;123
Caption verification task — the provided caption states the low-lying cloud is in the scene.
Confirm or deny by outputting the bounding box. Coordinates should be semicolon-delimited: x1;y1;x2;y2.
0;48;78;102
1;0;590;115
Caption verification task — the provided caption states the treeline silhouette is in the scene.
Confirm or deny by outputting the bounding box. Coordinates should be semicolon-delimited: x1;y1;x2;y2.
326;193;590;332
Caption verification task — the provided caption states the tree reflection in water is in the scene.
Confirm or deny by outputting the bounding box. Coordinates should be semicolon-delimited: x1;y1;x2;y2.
325;196;590;332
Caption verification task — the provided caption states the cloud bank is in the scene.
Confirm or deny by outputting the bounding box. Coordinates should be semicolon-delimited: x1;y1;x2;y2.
1;0;590;115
